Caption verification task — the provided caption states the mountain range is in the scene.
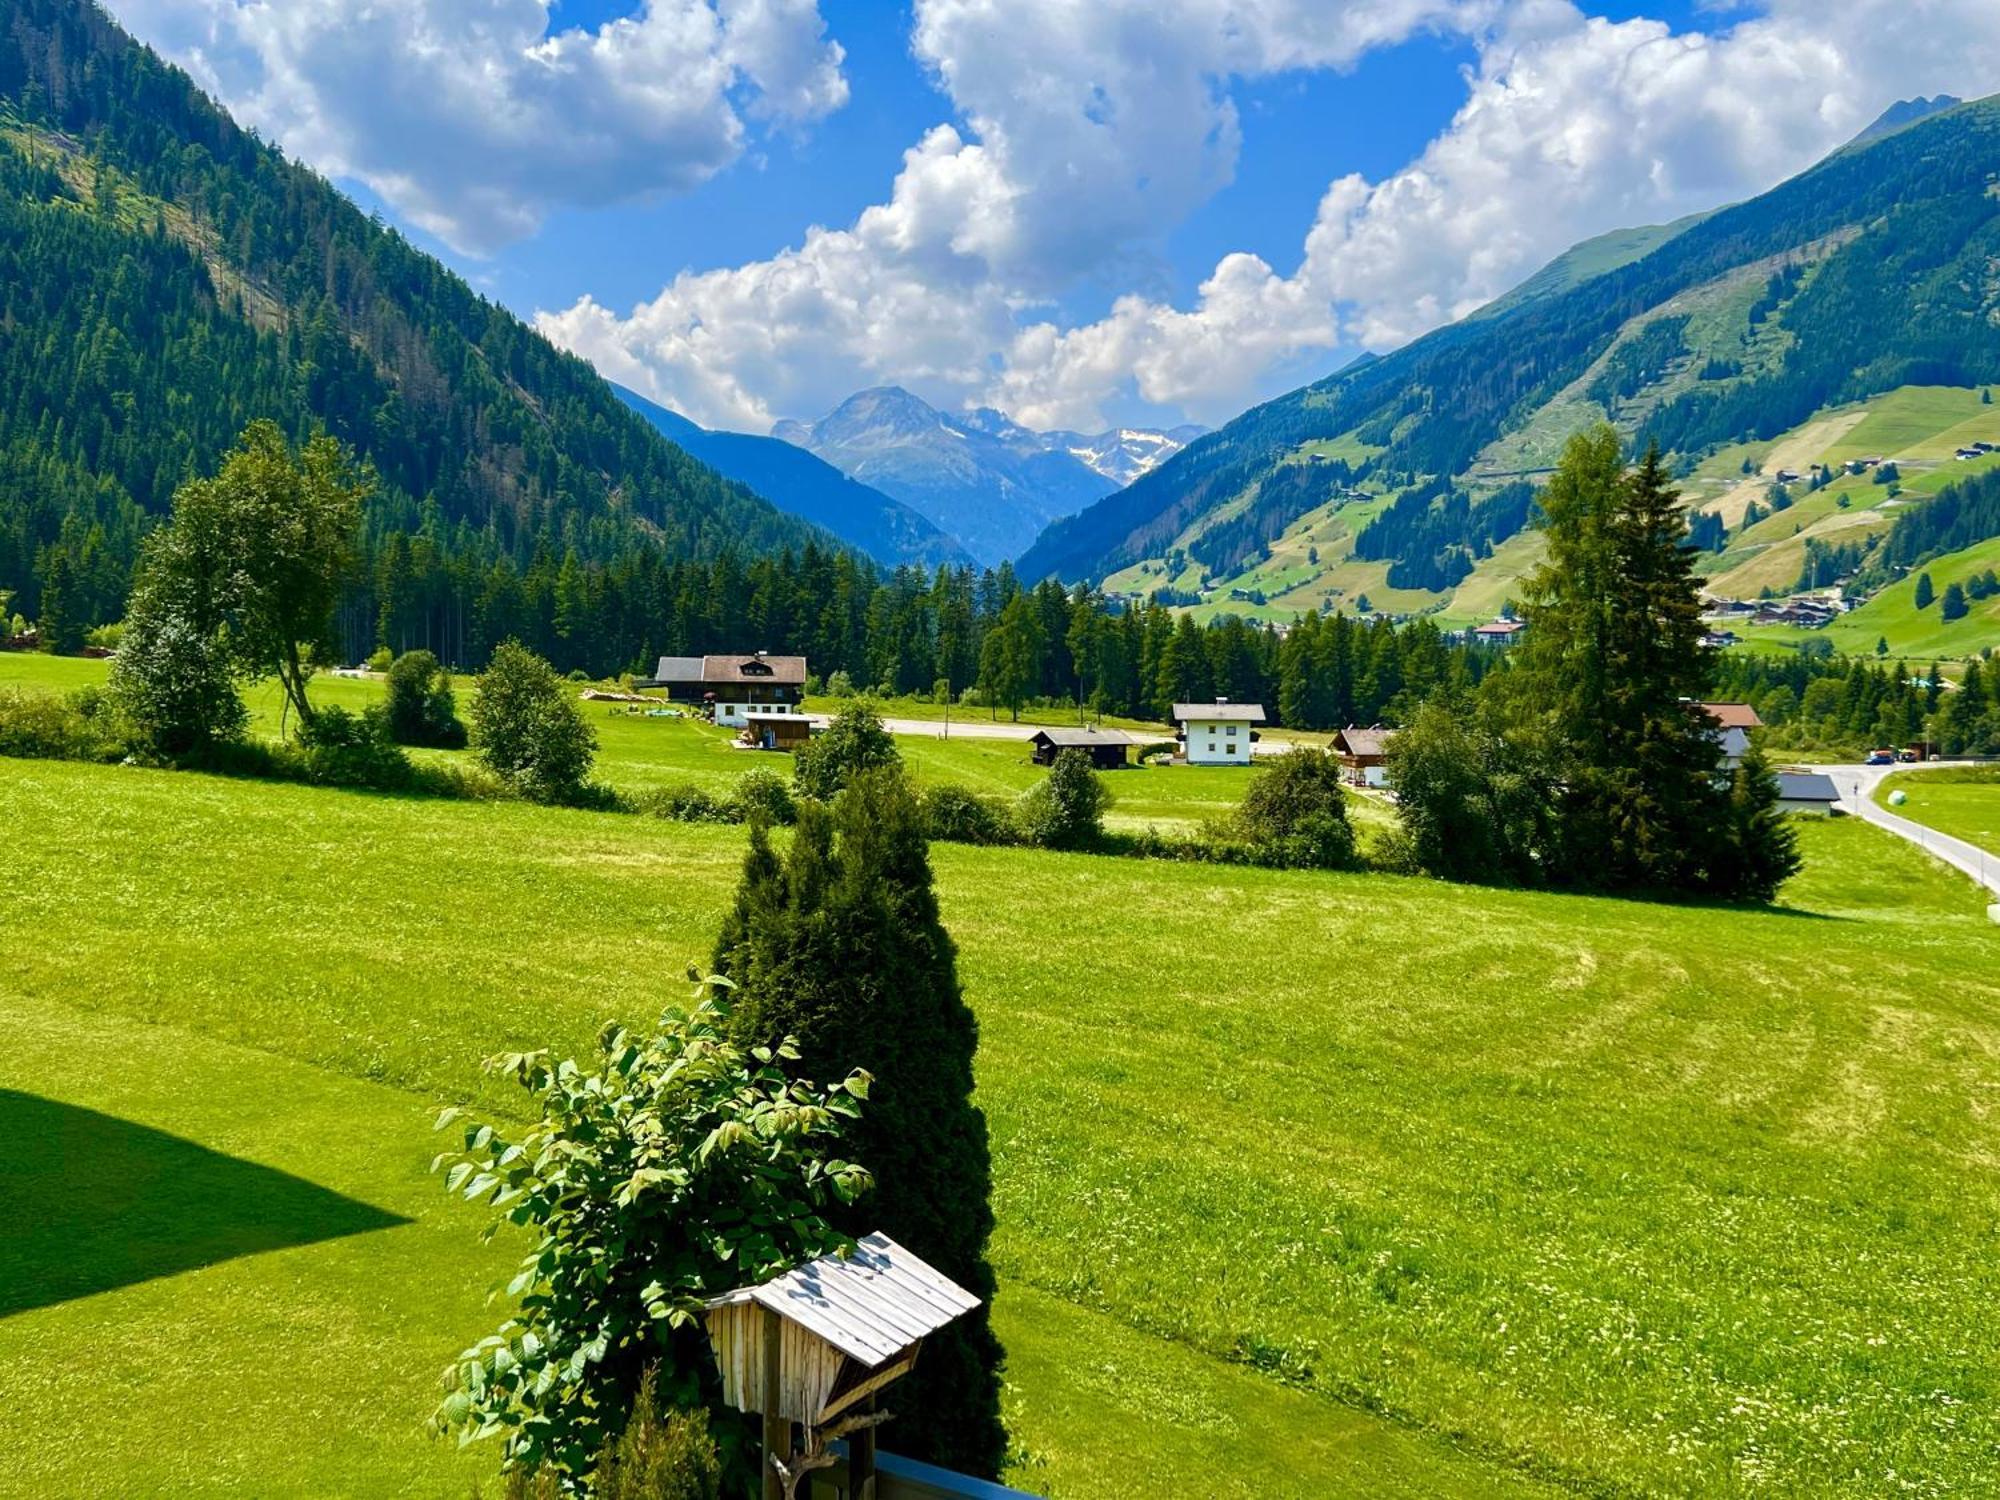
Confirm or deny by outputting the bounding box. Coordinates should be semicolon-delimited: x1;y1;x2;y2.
8;0;1999;661
1018;93;1999;620
611;385;975;570
774;387;1199;566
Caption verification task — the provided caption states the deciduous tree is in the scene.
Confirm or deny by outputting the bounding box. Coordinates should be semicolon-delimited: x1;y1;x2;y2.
470;641;596;803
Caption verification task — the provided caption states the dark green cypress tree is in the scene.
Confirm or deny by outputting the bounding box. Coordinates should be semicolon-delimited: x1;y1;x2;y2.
712;771;1006;1475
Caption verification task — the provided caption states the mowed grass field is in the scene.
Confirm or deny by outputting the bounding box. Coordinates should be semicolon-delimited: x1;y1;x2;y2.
1879;766;2000;857
4;756;2000;1495
0;653;1381;841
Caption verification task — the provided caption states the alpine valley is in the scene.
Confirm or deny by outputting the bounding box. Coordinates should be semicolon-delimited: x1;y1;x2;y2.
1019;93;2000;651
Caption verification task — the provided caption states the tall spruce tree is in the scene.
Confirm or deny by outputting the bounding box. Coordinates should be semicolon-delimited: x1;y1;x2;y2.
712;770;1006;1475
1506;430;1789;897
1725;746;1801;903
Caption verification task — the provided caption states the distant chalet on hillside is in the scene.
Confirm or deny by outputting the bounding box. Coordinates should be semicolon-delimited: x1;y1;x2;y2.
1695;701;1765;769
637;651;806;728
1471;619;1526;643
1333;726;1397;788
1174;701;1265;764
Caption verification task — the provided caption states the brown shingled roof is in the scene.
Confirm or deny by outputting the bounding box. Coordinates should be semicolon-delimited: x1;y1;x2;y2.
702;654;808;686
1697;701;1764;730
1334;726;1396;759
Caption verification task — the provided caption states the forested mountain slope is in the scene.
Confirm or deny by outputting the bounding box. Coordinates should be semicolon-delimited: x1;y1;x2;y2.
0;0;829;652
612;384;975;570
1019;94;2000;609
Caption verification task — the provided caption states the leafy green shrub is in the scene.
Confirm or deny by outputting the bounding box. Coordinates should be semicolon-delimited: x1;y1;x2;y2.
1016;748;1110;850
471;642;597;804
728;767;796;826
1099;825;1222;862
640;783;734;823
792;702;898;801
385;650;467;748
184;729;498;801
587;1372;721;1500
367;645;394;673
920;783;1018;845
108;579;248;758
0;686;127;763
496;1374;719;1500
295;705;414;789
85;622;125;652
433;977;870;1478
1385;697;1549;886
1231;748;1358;870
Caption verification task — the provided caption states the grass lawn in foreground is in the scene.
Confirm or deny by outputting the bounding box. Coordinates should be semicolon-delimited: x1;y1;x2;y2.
1878;766;2000;857
3;759;2000;1494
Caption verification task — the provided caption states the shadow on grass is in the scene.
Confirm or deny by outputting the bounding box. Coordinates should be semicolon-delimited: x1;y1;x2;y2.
0;1090;409;1319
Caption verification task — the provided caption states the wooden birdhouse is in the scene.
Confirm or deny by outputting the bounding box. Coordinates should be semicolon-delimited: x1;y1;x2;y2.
703;1232;980;1500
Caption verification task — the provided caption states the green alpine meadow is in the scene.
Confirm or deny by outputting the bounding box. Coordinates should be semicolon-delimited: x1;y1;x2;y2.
7;2;2000;1496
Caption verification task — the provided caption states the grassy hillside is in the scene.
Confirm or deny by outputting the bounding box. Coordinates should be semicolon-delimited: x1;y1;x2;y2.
1813;535;2000;656
1022;95;2000;635
4;757;2000;1494
1082;380;2000;637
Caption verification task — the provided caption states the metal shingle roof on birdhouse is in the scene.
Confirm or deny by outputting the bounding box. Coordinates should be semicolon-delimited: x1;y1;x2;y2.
702;1233;980;1429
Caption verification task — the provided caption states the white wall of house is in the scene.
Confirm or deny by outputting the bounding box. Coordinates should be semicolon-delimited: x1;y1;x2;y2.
715;701;796;729
1360;764;1389;789
1182;718;1253;764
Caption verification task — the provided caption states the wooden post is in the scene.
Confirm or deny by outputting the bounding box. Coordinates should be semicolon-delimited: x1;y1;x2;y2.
849;1393;877;1500
762;1307;787;1500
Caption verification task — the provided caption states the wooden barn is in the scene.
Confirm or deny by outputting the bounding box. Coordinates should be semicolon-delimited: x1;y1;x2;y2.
740;711;819;753
1027;727;1138;769
703;1233;980;1499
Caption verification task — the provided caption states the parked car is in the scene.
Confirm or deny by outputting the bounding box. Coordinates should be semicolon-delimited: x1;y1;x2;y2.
1865;749;1898;766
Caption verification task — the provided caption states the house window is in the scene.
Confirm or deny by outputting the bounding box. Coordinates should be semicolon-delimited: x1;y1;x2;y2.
1226;725;1237;738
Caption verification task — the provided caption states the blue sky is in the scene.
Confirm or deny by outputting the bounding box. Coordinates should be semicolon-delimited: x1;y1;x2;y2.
449;0;1712;321
109;0;2000;434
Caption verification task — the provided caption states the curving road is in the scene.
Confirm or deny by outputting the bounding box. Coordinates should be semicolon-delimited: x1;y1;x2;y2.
1820;761;2000;900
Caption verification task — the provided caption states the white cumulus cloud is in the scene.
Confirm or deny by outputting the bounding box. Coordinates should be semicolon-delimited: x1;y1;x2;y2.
104;0;847;254
548;0;2000;436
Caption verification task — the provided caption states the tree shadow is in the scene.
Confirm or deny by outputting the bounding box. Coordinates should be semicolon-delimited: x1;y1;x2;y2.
0;1089;409;1319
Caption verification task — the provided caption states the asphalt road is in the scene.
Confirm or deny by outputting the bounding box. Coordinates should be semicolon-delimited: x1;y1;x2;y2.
1820;760;2000;899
